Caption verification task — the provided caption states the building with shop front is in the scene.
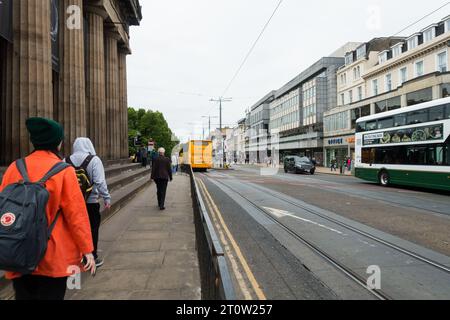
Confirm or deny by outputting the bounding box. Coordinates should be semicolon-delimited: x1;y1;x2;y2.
244;110;251;163
323;37;405;167
323;16;450;168
0;0;142;166
248;91;274;164
268;51;358;165
229;118;246;164
211;127;232;166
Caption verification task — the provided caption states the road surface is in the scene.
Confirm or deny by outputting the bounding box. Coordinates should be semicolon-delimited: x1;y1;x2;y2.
195;166;450;300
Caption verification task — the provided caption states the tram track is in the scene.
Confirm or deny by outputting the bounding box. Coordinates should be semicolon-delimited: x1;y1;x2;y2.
235;166;450;217
198;173;390;300
245;180;450;274
200;172;450;300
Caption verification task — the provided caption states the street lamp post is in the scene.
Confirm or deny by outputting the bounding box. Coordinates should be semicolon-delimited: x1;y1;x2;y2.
202;115;218;140
210;97;232;168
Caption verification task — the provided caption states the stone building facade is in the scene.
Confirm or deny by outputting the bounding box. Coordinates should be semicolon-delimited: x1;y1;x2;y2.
0;0;142;165
268;55;353;165
323;15;450;168
323;37;404;167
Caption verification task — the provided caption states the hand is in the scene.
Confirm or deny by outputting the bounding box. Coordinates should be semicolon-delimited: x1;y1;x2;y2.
104;203;112;210
83;253;96;276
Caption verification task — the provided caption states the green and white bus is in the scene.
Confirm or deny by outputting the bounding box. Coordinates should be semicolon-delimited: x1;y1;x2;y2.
355;97;450;191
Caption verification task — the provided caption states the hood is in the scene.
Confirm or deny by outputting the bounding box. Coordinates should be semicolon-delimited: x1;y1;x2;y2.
72;137;97;156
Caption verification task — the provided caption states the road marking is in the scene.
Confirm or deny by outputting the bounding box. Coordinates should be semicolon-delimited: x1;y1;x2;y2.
263;207;345;235
197;178;267;300
197;179;253;300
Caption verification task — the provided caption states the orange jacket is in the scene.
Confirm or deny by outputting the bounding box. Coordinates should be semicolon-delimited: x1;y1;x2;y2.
0;151;94;279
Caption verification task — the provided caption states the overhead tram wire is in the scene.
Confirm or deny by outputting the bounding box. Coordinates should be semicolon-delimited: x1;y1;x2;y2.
220;0;284;98
393;1;450;36
212;0;447;103
204;0;284;145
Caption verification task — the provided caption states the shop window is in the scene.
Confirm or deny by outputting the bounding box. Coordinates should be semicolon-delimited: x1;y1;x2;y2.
406;88;433;106
441;84;450;98
351;105;370;129
361;105;371;117
375;96;401;114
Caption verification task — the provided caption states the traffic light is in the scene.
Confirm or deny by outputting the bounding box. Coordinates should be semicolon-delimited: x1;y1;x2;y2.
134;136;142;146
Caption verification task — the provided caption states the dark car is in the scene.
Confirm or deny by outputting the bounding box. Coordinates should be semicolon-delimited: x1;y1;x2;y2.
283;156;316;175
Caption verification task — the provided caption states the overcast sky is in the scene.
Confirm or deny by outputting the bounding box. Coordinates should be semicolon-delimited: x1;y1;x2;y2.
127;0;450;142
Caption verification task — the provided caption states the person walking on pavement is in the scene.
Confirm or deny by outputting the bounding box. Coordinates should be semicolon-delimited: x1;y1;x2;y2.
0;118;96;300
136;148;142;164
66;138;111;268
331;158;337;172
141;146;148;168
151;148;173;210
150;149;158;168
171;153;179;175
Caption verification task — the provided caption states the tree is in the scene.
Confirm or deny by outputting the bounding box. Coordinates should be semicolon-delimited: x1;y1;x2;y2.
128;107;179;156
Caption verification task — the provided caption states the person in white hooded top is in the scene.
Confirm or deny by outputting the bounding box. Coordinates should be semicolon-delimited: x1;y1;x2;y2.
66;138;111;268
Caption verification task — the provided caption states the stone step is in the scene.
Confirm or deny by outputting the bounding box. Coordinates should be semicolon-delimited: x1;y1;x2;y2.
1;160;143;180
107;167;151;193
105;158;132;168
105;162;143;179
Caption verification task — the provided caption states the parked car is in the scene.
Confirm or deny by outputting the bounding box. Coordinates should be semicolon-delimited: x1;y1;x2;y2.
283;156;316;175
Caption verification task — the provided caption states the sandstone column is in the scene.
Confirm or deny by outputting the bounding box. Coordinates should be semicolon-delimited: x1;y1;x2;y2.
85;7;107;158
104;31;120;160
118;49;129;159
4;0;53;163
56;0;87;154
0;40;13;165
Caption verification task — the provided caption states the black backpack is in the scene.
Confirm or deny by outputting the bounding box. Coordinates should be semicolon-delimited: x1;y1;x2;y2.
66;155;94;201
0;159;70;274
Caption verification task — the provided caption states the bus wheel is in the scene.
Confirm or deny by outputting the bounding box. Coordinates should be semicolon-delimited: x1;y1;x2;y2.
379;170;390;187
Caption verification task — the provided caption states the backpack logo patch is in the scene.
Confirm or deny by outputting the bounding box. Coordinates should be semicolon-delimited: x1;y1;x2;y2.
1;212;16;227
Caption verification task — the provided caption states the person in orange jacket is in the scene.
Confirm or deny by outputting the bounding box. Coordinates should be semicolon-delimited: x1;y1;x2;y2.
0;118;96;300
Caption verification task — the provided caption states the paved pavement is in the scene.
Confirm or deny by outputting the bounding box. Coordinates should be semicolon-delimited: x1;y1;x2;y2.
315;166;353;176
68;174;201;300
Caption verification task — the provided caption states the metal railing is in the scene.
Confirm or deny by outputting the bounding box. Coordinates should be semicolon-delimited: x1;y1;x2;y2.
182;165;235;300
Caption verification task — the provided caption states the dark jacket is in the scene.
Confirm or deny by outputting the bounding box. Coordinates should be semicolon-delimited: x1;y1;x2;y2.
141;148;148;159
151;155;172;181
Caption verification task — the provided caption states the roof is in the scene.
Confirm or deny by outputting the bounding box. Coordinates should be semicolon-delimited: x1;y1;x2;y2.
120;0;143;26
274;56;345;99
250;91;276;111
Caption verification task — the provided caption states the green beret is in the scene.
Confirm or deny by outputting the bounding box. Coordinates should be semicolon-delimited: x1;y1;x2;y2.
26;117;64;150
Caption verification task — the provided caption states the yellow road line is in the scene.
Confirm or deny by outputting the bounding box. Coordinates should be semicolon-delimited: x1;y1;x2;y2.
197;179;253;300
197;177;267;300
